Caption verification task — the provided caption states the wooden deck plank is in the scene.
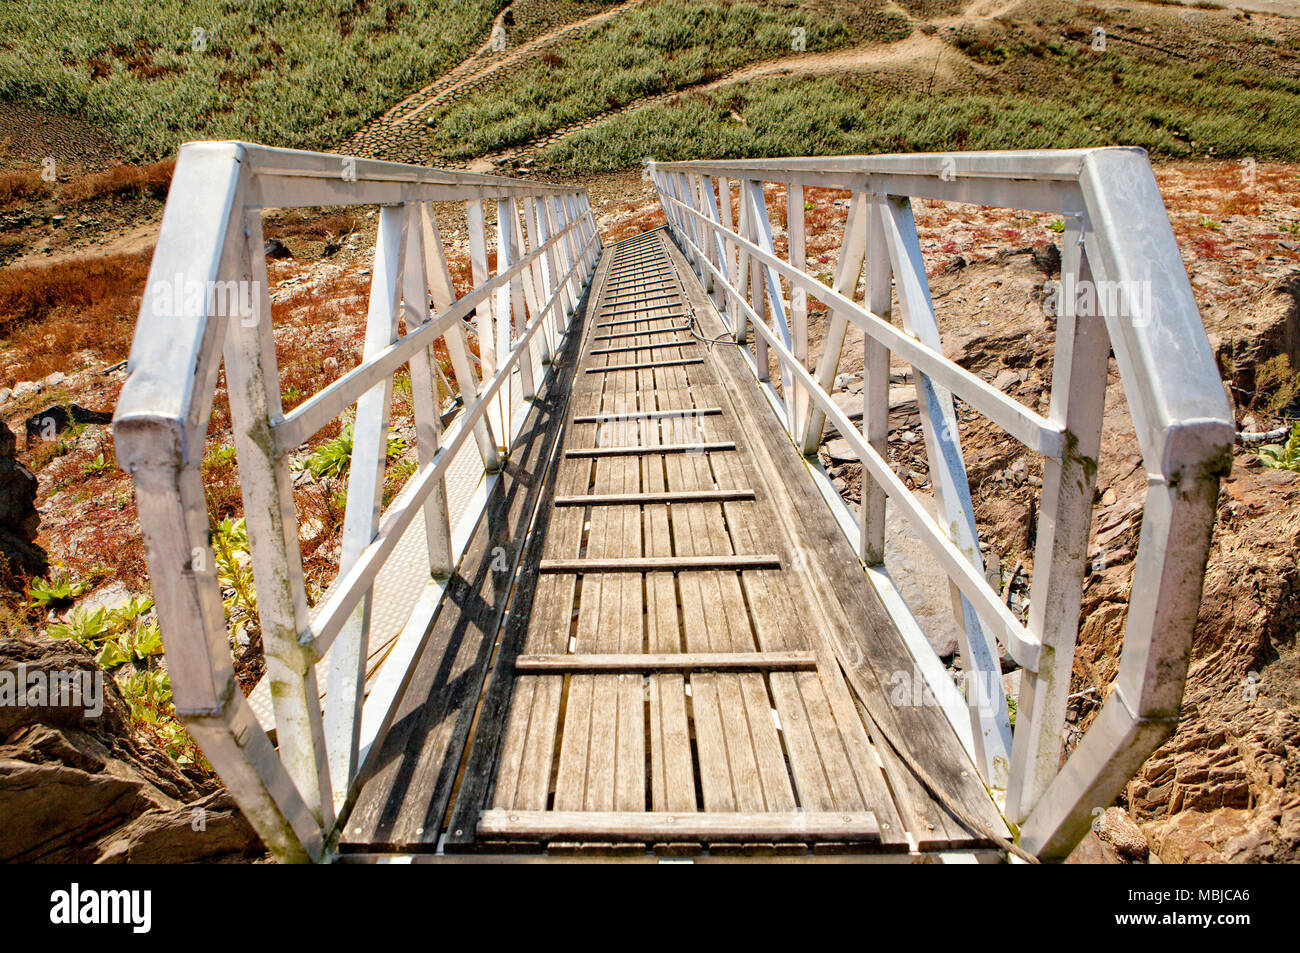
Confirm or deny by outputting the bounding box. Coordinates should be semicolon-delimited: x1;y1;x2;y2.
554;488;752;506
434;231;1004;856
662;235;1006;849
478;811;879;843
704;418;906;842
441;249;617;848
640;380;697;817
662;366;800;820
514;652;817;672
339;237;592;854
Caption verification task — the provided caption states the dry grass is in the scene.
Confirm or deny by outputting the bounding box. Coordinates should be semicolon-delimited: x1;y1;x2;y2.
0;250;151;385
263;209;359;245
0;170;52;206
57;160;174;204
0;160;174;210
603;202;666;245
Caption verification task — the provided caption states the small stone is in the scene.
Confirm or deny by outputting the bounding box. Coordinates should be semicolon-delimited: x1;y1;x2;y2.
24;404;113;439
77;582;132;617
993;369;1020;392
264;238;292;260
832;391;863;421
43;371;66;388
11;381;41;400
1099;807;1149;862
823;437;857;464
888;385;916;410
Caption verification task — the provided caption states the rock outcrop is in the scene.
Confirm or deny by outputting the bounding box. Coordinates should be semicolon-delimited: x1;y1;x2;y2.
0;631;265;863
0;421;45;583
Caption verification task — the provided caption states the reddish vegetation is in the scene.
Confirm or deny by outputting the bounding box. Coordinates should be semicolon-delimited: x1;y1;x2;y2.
0;251;152;384
0;160;174;209
2;155;1297;861
263;209;359;245
0;170;51;206
57;160;174;204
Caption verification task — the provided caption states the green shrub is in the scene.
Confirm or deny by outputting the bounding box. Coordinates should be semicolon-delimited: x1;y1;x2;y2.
426;0;867;159
541;45;1300;173
0;0;506;158
1259;423;1300;473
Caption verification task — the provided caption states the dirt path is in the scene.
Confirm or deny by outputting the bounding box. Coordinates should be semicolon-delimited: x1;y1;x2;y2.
345;0;1300;172
467;32;985;171
340;0;658;162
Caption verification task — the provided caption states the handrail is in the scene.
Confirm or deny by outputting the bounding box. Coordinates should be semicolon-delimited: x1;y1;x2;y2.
647;148;1232;859
114;142;600;861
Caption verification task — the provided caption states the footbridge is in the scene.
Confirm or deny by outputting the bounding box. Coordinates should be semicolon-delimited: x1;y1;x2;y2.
113;144;1232;862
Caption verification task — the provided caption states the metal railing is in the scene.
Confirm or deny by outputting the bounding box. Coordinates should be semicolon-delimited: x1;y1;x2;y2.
646;149;1232;858
113;142;600;861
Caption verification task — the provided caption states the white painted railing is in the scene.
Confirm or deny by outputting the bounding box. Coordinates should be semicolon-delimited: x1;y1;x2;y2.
113;142;600;861
647;149;1233;858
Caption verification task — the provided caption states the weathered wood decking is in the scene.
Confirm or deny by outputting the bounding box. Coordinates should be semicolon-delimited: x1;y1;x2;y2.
340;229;1006;858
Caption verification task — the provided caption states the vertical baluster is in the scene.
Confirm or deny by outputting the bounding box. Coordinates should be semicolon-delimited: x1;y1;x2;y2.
421;203;499;472
690;174;713;296
696;175;728;313
556;196;581;304
878;195;1013;789
664;173;690;266
580;192;600;274
467;200;506;456
742;180;795;429
678;172;704;275
734;179;753;347
498;197;533;424
526;197;557;357
859;196;891;565
543;197;574;324
1007;217;1109;821
401;205;453;578
715;177;738;336
652;170;677;241
786;181;809;439
515;198;550;366
801;192;867;454
223;206;334;831
324;204;406;807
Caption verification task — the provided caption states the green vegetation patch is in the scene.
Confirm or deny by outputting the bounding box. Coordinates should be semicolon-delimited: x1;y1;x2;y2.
540;41;1300;173
0;0;507;159
425;0;893;159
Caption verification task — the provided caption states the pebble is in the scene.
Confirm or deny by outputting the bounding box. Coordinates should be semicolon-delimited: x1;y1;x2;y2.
993;369;1019;392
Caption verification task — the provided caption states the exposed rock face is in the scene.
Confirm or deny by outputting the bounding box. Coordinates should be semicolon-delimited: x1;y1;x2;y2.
821;248;1300;863
0;632;265;863
0;421;45;582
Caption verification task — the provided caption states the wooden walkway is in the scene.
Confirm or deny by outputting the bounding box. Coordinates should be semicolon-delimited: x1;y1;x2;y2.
341;229;1007;859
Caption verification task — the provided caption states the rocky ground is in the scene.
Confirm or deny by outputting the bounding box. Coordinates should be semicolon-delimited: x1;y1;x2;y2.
2;0;1298;864
576;159;1300;863
0;630;264;862
3;156;1296;863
